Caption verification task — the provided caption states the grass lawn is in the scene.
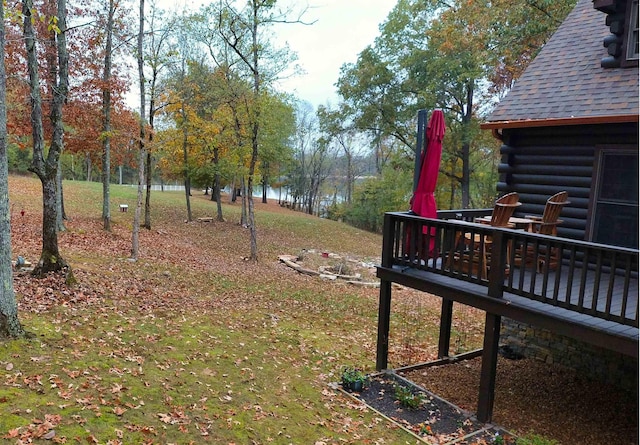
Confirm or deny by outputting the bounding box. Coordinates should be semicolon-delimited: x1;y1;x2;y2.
1;175;484;444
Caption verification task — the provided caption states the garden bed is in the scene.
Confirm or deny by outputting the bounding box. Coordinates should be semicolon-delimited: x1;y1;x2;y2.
336;372;516;444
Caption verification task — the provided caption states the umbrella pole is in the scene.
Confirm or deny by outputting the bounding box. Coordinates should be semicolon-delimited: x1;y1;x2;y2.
412;109;428;194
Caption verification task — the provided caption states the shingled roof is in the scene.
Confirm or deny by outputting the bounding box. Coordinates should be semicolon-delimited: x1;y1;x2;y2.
484;0;639;127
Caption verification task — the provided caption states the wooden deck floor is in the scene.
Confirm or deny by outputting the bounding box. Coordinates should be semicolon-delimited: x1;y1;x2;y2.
507;264;638;332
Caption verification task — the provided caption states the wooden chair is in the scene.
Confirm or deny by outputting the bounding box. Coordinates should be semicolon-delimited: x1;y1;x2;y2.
485;192;521;227
522;191;570;270
449;192;521;278
525;191;569;236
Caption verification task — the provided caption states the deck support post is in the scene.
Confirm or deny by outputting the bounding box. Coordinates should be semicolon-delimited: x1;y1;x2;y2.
477;312;501;423
376;279;392;371
438;298;454;358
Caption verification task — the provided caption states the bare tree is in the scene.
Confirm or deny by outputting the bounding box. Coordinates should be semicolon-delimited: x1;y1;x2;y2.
288;102;333;215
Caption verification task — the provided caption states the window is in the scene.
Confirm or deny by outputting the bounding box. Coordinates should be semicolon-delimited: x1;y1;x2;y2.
590;149;639;248
626;0;639;60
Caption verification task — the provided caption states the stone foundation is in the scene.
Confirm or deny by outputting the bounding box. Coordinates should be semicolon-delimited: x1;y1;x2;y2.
500;318;638;392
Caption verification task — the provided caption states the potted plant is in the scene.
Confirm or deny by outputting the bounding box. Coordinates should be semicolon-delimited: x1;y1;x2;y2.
341;366;367;392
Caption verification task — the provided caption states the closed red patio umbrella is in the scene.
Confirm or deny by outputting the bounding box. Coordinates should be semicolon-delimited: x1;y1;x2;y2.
409;109;446;256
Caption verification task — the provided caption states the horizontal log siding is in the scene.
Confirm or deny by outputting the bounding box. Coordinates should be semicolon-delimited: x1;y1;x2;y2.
497;123;638;241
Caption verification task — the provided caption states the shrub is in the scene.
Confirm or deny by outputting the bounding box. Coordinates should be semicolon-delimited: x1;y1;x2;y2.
393;384;424;409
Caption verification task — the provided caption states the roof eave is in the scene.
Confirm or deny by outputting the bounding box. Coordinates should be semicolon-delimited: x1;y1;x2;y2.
481;114;640;130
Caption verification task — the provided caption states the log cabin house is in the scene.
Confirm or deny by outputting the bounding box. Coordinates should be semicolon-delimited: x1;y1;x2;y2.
375;0;638;422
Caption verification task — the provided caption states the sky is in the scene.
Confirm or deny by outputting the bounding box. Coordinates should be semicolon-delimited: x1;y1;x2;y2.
272;0;397;108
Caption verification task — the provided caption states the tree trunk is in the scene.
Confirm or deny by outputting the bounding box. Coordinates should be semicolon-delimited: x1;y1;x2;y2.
144;80;157;230
56;158;66;230
101;0;114;231
213;148;223;221
346;152;353;204
144;151;151;229
39;173;68;273
132;147;145;258
23;0;69;276
230;178;236;203
247;0;260;262
86;153;92;182
240;176;247;227
181;106;192;222
261;168;268;203
131;0;145;260
0;2;24;337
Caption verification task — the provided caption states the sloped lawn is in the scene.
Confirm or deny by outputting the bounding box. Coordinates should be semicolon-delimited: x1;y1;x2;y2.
3;175;447;444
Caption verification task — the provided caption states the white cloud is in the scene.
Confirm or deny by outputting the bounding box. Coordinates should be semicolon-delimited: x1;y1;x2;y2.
273;0;396;108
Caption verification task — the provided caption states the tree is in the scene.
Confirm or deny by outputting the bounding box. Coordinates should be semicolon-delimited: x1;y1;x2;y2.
57;0;132;190
162;59;200;223
131;0;146;260
286;102;333;215
258;93;296;204
143;1;177;230
101;0;116;231
23;0;71;276
343;155;413;232
336;45;414;171
337;0;575;210
215;0;302;261
0;0;24;338
406;0;574;207
317;105;366;205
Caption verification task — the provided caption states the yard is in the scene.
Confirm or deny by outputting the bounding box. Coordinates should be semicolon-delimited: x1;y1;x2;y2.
1;175;636;444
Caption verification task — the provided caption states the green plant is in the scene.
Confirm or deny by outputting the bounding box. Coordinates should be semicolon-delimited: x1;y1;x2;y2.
341;366;367;388
393;383;424;409
516;434;559;445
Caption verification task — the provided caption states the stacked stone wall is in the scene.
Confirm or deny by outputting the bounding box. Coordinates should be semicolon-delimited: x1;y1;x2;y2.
500;318;638;391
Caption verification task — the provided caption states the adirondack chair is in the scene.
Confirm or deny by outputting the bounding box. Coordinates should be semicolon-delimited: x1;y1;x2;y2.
521;191;570;271
448;192;521;278
526;191;570;236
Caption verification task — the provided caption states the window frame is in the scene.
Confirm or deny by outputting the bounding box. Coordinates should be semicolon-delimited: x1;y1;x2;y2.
588;146;639;248
622;0;639;66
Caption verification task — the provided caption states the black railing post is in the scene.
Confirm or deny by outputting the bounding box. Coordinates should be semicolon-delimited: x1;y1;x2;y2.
478;228;507;422
381;213;394;268
488;229;507;298
376;213;395;371
376;280;392;371
438;299;454;358
477;312;501;423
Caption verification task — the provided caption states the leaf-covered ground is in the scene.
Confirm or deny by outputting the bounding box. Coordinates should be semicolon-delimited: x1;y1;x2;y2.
5;175;464;444
3;176;635;445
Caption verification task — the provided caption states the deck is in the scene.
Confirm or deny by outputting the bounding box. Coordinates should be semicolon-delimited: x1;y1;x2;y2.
375;210;639;421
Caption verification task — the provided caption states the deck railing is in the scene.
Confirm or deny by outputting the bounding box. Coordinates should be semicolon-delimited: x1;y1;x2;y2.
382;211;639;328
